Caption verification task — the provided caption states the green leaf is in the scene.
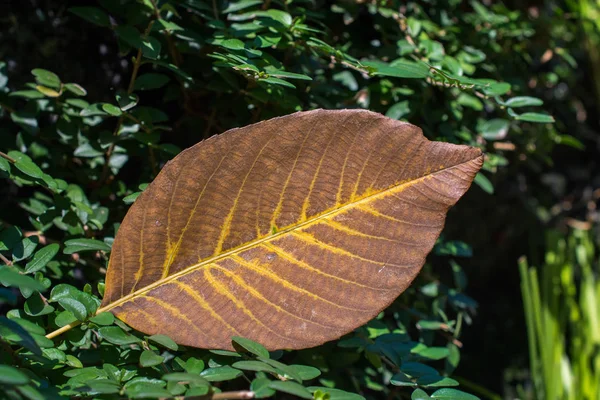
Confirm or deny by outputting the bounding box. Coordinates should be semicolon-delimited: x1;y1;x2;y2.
0;268;46;291
69;7;111;27
219;38;245;50
364;60;429;78
90;312;115;326
232;360;277;374
35;85;61;97
58;297;87;321
0;364;30;385
478;119;509;141
290;365;321;380
0;157;10;173
63;238;111;254
417;376;459;387
222;0;262;13
55;310;78;327
64;83;87;96
80;103;108;117
134;73;170;91
390;371;416;386
0;316;42;355
474;173;494;194
101;103;123;116
386;101;410;120
252;377;276;398
503;96;543;108
8;151;44;179
412;389;432;400
184;357;205;374
200;366;243;382
308;387;365;400
256;9;293;27
87;379;121;394
142;36;162;60
31;69;60;89
125;380;171;399
260;76;296;88
148;334;178;351
140;350;165;367
9;90;45;99
482;82;510;96
430;388;479;399
413;346;450;360
264;68;312;81
232;336;270;358
12;236;39;262
24;293;54;316
457;93;483;111
514;112;555;123
98;326;142;345
116;91;139;111
74;143;104;158
25;244;59;273
269;381;312;399
0;226;21;251
162;373;209;385
416;320;445;330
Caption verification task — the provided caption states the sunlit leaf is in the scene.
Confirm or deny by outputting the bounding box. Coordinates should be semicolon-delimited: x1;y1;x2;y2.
101;110;482;350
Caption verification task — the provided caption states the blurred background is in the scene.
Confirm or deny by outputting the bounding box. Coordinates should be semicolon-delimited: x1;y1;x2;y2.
1;0;599;399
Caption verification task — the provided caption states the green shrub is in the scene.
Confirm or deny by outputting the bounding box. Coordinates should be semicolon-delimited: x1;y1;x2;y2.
0;1;577;399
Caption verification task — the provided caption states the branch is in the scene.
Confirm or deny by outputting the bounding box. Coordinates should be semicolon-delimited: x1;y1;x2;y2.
0;151;16;163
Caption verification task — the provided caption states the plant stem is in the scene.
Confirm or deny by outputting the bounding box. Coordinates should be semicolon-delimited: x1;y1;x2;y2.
101;20;155;184
0;151;16;163
0;252;12;266
212;391;254;400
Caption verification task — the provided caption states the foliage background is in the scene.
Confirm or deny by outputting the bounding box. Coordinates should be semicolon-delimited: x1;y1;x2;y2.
0;0;599;399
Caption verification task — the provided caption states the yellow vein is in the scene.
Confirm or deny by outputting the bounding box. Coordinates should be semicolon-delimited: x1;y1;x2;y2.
270;120;317;229
390;194;443;212
213;135;274;256
369;135;422;191
263;242;386;291
204;266;296;344
350;126;390;201
231;255;370;312
357;203;443;228
96;157;480;315
320;219;400;243
131;206;148;293
209;264;335;329
291;230;414;266
170;279;239;335
163;152;230;278
335;121;364;206
300;115;350;221
119;245;125;298
165;165;186;258
138;295;210;340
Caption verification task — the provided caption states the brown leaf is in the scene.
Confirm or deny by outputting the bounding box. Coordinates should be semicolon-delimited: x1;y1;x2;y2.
101;109;483;350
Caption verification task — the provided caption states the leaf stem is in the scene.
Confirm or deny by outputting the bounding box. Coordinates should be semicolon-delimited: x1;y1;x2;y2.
0;151;16;163
212;391;255;400
0;252;12;266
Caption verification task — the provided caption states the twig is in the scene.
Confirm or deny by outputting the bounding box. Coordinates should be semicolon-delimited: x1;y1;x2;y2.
0;151;16;163
0;102;15;113
212;0;220;19
0;252;12;266
100;20;155;184
212;391;254;400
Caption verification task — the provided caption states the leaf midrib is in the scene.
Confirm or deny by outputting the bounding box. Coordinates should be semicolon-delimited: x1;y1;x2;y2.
98;155;481;314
